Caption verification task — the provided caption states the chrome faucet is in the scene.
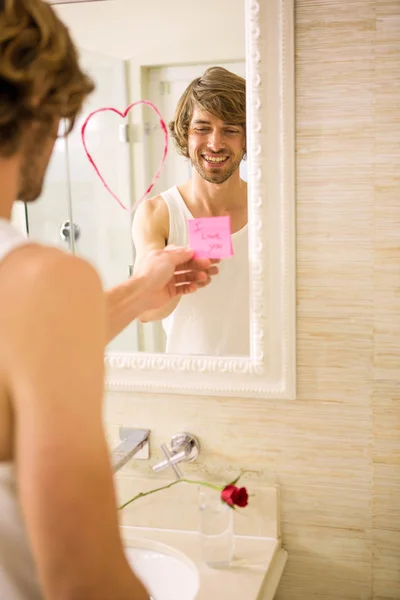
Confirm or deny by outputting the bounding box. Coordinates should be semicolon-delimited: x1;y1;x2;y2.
111;427;150;473
152;433;200;479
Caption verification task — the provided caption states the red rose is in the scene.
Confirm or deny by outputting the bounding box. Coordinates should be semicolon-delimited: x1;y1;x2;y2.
221;485;249;508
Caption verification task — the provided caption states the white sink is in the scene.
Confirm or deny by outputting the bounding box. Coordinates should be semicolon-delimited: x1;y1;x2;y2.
124;537;200;600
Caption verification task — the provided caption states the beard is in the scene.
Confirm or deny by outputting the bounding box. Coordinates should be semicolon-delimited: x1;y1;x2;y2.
191;150;245;184
18;122;56;203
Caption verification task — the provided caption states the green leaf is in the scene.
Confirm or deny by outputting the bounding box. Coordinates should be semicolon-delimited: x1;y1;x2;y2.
228;471;245;486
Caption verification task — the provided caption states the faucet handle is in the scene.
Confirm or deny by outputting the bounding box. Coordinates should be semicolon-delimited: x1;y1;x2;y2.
160;443;183;480
152;433;200;476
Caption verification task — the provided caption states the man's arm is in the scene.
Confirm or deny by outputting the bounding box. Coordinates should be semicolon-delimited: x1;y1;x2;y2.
131;196;181;322
105;198;219;342
4;247;149;600
105;196;180;338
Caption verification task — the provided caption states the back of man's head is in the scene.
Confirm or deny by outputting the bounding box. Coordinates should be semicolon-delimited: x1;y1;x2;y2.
0;0;94;158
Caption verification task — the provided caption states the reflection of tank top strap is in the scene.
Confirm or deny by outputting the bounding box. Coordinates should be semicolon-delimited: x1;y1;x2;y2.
160;186;193;247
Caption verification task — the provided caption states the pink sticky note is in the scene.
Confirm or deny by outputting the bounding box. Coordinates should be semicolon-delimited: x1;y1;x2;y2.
188;216;234;259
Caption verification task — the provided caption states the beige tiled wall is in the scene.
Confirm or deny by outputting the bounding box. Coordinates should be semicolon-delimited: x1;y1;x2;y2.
372;0;400;597
104;0;400;597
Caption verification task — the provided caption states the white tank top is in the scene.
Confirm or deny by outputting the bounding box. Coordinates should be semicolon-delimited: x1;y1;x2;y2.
0;218;43;599
161;187;250;355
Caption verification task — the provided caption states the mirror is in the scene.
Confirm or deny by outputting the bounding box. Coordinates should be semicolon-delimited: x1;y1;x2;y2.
13;0;296;398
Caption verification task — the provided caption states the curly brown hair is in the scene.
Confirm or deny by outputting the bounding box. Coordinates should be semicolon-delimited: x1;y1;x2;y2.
169;66;246;158
0;0;94;158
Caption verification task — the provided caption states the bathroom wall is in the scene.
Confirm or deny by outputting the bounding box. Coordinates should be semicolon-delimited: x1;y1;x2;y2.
55;0;244;61
101;0;400;598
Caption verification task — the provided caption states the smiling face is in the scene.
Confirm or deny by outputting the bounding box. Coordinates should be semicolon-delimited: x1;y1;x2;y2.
188;108;246;185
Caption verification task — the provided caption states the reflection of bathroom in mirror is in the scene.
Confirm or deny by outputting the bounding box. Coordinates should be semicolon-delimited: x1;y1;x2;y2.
12;0;248;357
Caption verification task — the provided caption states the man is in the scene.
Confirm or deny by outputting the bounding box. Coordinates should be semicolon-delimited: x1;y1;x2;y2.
0;1;216;598
132;66;249;356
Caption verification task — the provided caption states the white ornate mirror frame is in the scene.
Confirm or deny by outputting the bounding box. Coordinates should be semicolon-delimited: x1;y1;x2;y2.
105;0;296;399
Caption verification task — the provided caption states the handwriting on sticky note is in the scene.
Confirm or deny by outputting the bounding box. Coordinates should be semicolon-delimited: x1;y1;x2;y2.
188;216;233;259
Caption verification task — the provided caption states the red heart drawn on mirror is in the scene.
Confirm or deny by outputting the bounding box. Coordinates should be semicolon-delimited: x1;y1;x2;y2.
81;101;168;211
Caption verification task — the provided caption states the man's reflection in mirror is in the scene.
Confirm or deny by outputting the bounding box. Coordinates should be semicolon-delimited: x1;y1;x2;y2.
132;67;249;356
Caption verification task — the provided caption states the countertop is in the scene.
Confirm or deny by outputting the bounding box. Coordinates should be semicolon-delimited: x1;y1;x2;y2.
121;526;287;600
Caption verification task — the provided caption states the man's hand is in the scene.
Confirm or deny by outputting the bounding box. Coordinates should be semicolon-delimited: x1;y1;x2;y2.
135;245;219;313
104;245;219;342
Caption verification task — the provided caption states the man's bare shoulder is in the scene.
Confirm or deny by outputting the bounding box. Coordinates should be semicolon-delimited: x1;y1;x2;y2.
1;243;101;295
0;244;103;332
0;244;105;389
134;195;168;223
132;195;169;242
